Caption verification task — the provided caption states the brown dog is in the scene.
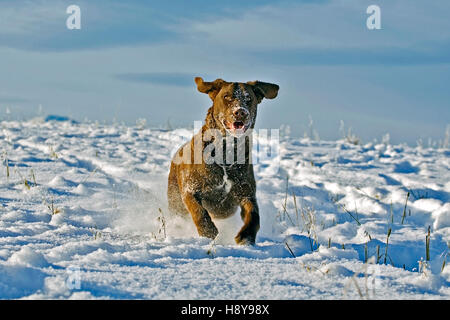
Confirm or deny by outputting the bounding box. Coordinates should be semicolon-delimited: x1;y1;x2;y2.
167;77;279;244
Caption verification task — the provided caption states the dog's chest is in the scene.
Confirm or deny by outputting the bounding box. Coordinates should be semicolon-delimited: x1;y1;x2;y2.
200;164;255;218
204;165;255;205
205;164;246;192
215;166;233;194
200;166;239;218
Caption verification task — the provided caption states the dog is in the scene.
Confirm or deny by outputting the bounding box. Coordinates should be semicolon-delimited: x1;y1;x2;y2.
167;77;279;245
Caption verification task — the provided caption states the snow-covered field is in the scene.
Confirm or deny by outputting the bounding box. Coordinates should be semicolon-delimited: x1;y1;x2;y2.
0;118;449;299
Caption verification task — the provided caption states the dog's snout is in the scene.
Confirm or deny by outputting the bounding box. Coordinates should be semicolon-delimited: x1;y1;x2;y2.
233;108;249;119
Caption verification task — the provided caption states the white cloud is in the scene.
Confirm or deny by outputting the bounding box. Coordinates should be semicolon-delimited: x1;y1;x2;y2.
0;0;65;35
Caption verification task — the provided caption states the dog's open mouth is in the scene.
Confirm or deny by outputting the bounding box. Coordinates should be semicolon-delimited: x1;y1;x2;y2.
223;120;249;136
232;121;244;130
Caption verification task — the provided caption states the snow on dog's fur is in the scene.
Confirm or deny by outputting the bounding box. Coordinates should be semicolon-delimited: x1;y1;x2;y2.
167;77;279;244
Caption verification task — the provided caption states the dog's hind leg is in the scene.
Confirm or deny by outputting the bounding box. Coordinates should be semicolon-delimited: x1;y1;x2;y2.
167;163;189;215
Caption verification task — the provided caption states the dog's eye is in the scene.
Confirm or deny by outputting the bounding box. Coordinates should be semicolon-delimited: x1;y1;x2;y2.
223;94;232;101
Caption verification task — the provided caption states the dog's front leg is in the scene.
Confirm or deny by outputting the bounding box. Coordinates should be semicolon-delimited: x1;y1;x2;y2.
182;192;218;240
235;198;260;245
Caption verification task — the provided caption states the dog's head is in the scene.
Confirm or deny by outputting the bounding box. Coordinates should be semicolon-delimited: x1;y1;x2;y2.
195;77;279;137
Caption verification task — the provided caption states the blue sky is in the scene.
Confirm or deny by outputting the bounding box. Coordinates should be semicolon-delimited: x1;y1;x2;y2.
0;0;449;144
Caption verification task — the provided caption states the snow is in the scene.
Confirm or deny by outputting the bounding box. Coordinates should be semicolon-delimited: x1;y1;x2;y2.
0;118;449;299
7;246;50;268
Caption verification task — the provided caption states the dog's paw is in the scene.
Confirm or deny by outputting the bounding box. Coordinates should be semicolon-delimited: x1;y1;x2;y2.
234;234;255;246
199;224;219;240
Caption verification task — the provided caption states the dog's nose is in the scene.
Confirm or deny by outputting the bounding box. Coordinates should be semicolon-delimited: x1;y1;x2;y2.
233;108;248;119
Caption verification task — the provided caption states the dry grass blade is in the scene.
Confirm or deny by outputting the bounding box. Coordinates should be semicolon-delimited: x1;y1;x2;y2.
384;227;391;265
334;201;361;226
157;208;167;240
441;253;447;273
31;169;37;186
285;241;296;258
281;202;296;227
426;226;431;261
364;242;368;263
292;192;300;228
401;192;410;225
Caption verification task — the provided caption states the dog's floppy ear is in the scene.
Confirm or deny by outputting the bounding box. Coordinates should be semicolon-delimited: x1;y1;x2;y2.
247;81;279;104
195;77;228;101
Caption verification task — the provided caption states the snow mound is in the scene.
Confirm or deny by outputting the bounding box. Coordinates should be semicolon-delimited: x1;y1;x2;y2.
7;247;50;268
0;119;449;299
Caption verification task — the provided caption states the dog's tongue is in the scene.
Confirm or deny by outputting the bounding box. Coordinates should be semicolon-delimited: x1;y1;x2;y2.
233;121;244;130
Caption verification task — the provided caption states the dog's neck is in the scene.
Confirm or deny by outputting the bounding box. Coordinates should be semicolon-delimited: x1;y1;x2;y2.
204;106;217;131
